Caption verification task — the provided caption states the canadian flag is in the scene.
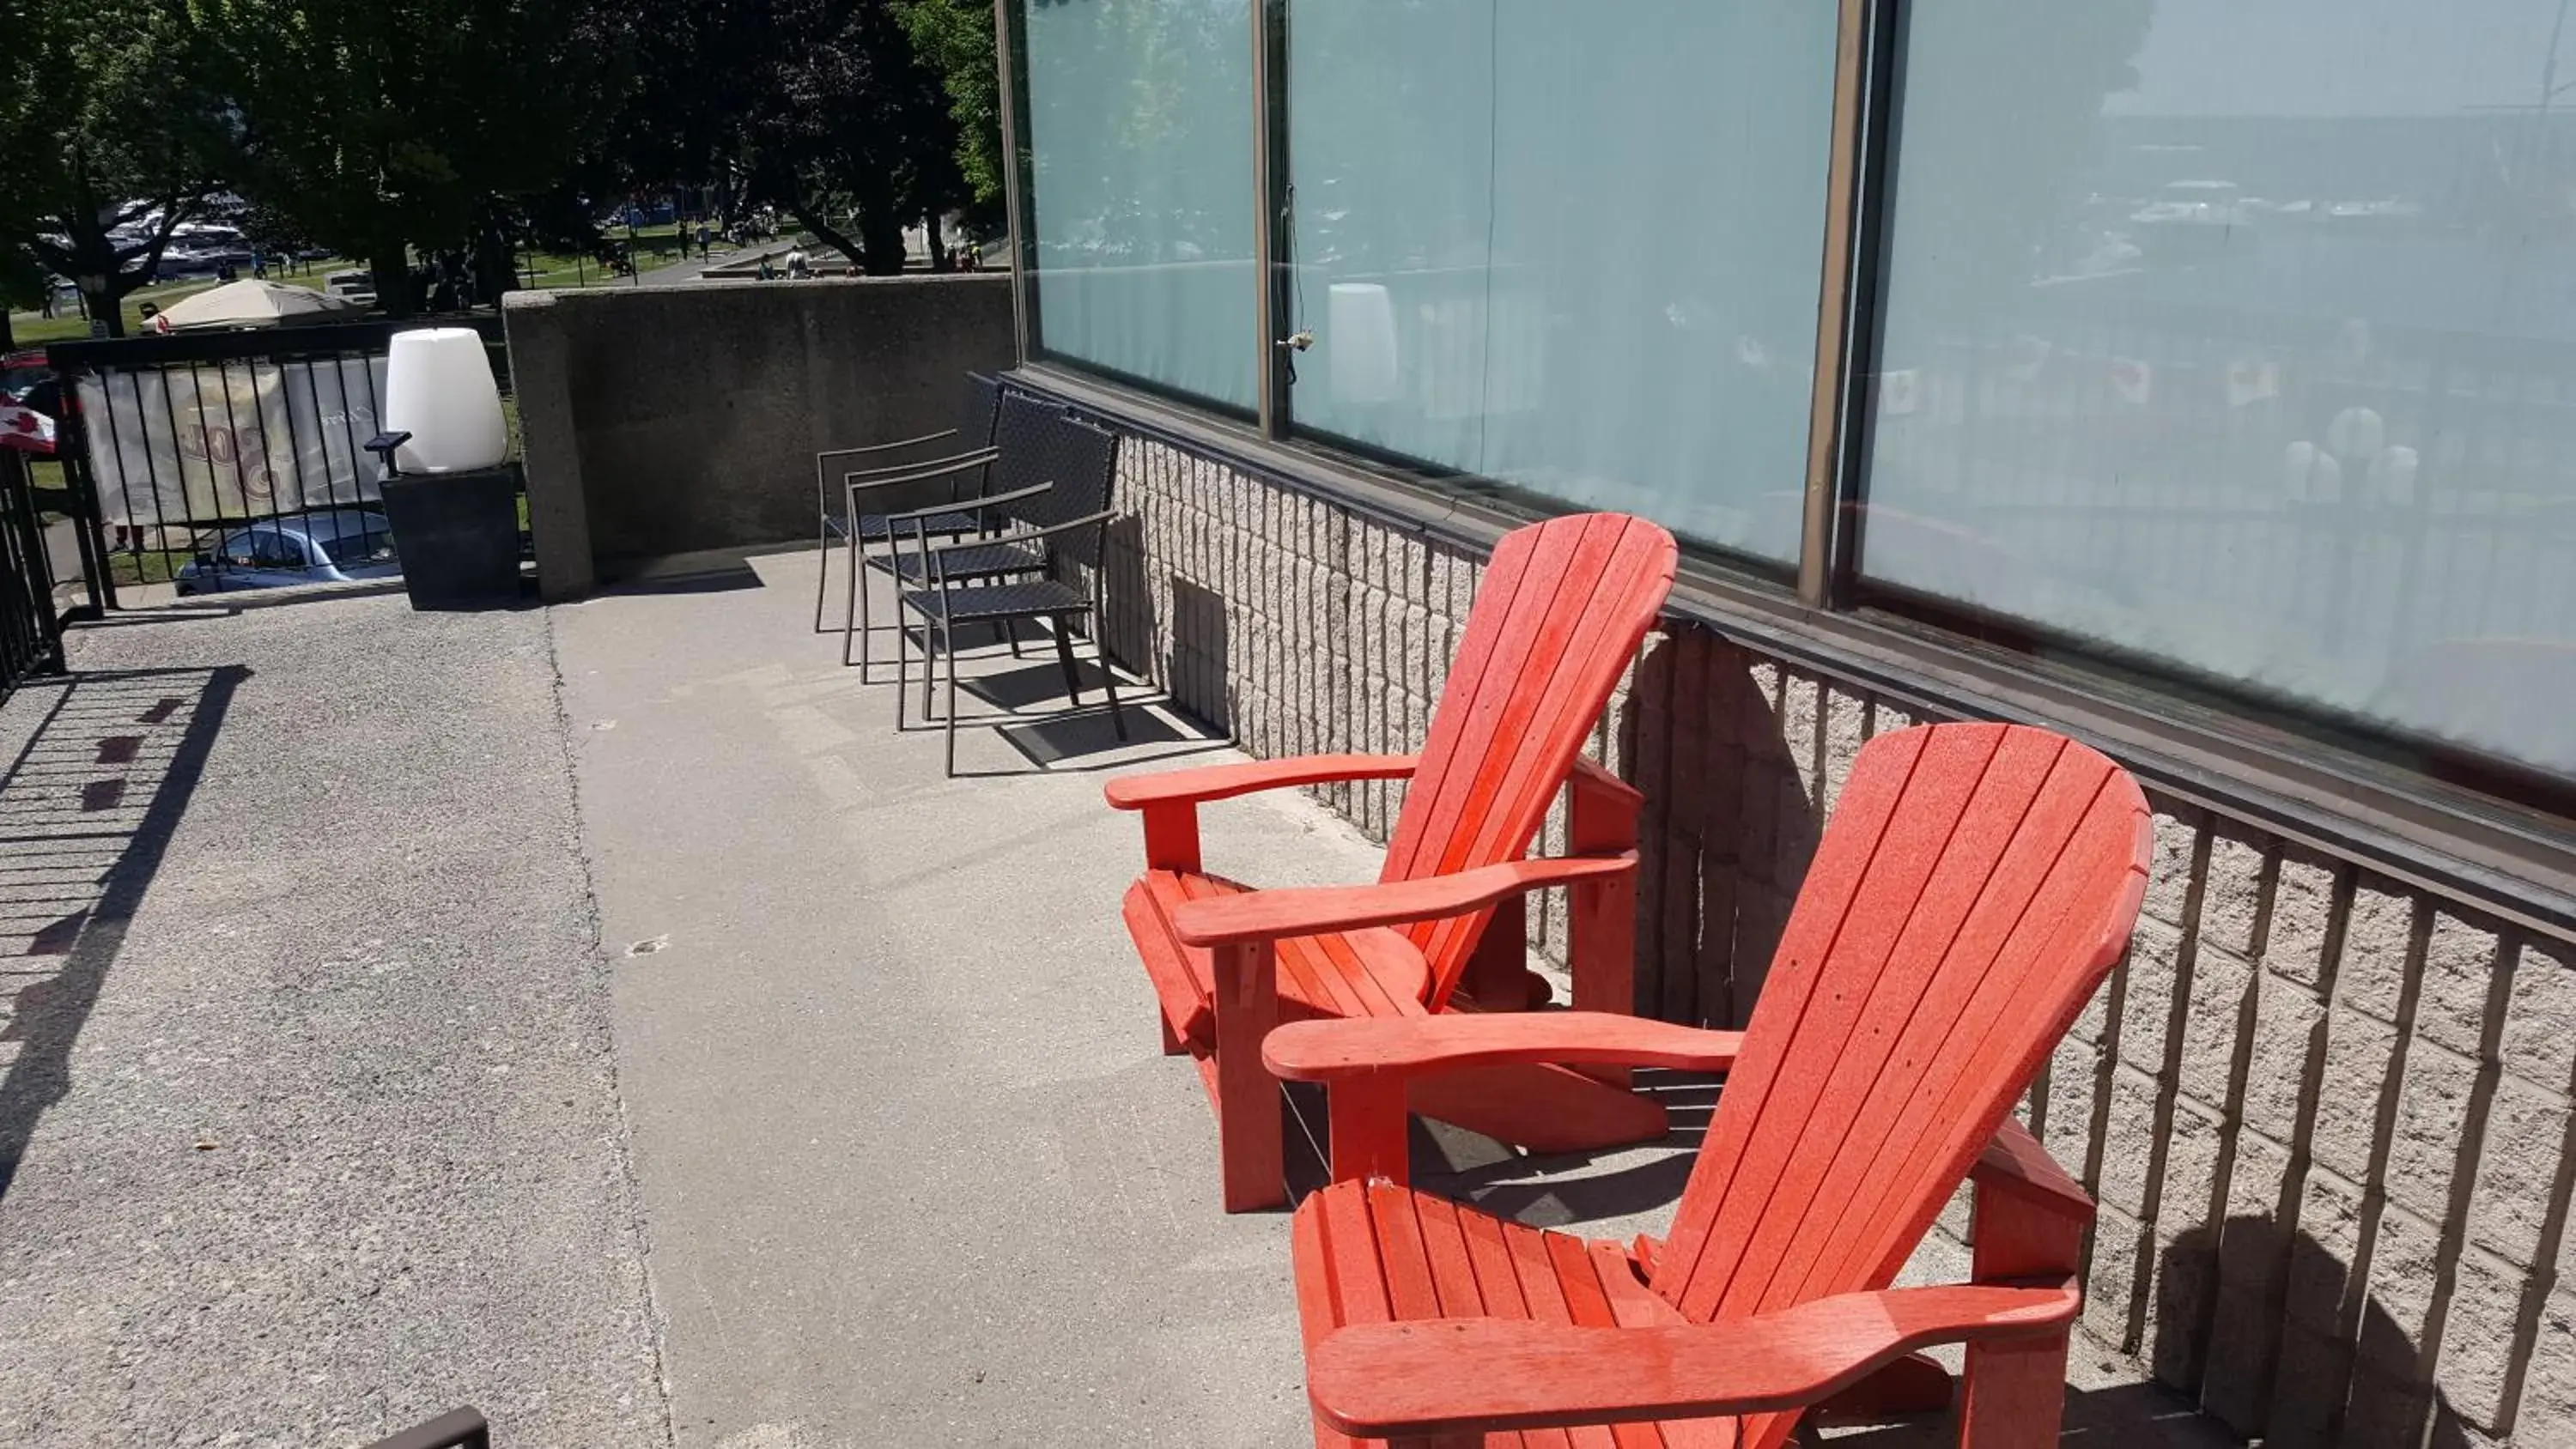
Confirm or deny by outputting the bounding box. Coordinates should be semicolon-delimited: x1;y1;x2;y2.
0;405;54;456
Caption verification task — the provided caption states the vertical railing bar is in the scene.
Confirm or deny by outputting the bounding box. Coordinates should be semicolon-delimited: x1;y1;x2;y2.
267;350;323;580
2184;839;2283;1397
71;364;129;609
153;363;191;574
357;347;387;504
210;359;270;580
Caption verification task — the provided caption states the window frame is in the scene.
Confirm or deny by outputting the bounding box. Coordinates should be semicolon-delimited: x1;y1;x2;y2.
997;0;1265;425
990;0;2576;897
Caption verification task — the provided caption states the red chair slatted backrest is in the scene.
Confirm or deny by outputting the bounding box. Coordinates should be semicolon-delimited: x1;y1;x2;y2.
1644;723;2149;1449
1377;512;1677;1010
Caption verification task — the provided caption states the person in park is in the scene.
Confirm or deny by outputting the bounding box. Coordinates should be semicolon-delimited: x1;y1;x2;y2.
784;248;810;279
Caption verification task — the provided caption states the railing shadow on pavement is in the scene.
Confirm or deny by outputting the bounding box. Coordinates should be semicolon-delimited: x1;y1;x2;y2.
0;664;240;1205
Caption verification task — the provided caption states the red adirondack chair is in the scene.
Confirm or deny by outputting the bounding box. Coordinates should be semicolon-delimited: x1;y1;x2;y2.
1105;512;1680;1212
1264;722;2152;1448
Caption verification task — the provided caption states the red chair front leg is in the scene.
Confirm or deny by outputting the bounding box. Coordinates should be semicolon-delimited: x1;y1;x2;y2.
1212;940;1285;1212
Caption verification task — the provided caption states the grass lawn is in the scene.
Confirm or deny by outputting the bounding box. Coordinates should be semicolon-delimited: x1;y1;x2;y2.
515;221;715;288
9;225;745;346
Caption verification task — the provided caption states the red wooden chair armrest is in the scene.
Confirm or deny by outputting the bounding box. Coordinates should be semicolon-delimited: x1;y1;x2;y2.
1262;1011;1742;1082
1170;853;1634;948
1103;753;1419;811
1306;1280;2079;1439
1971;1118;2095;1222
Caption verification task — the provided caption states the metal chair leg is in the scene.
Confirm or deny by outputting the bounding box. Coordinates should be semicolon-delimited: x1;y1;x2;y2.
894;600;909;729
813;524;830;633
942;611;960;776
922;601;939;718
840;527;862;667
1052;621;1084;706
1005;619;1023;657
855;534;876;681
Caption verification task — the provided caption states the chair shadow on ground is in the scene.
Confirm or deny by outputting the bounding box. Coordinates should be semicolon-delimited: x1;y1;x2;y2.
0;665;238;1205
927;640;1237;778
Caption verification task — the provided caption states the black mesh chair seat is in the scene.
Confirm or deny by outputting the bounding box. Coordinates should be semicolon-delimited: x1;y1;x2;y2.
899;579;1089;624
825;507;982;543
819;372;1005;661
874;539;1045;584
890;397;1126;775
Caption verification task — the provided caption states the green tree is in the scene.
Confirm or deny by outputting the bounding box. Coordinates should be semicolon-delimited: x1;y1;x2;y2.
193;0;632;314
604;0;966;276
896;0;1005;233
0;0;50;345
0;0;229;338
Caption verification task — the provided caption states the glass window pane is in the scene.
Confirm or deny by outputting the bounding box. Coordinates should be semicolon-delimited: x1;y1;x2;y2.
1021;0;1259;411
1862;0;2576;780
1285;0;1838;562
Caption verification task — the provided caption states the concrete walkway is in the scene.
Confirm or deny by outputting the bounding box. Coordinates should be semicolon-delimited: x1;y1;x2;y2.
556;549;2232;1449
555;549;1393;1448
0;554;2236;1447
0;590;661;1446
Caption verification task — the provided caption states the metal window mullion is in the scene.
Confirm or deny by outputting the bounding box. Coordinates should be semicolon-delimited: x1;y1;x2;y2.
1797;0;1897;609
1251;0;1291;440
994;0;1035;366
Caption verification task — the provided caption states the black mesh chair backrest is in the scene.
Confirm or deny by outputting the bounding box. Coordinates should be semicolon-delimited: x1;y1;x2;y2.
987;393;1120;565
957;373;1004;446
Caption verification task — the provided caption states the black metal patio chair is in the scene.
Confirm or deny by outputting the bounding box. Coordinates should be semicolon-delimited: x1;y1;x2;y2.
883;397;1124;775
814;373;1005;676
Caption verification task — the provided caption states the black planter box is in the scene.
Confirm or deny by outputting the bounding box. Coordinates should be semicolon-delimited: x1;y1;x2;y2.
378;465;524;609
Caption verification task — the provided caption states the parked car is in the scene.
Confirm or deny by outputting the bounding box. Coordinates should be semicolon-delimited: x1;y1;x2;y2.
323;269;377;306
173;509;401;596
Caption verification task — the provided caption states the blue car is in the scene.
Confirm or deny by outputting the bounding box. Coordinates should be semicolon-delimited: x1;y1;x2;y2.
174;509;403;596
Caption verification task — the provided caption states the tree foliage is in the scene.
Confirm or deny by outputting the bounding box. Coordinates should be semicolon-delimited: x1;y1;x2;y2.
0;0;230;336
0;0;1008;328
895;0;1004;226
191;0;634;312
605;0;970;275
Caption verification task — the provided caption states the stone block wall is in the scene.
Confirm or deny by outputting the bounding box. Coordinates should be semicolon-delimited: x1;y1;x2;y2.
1084;419;2576;1448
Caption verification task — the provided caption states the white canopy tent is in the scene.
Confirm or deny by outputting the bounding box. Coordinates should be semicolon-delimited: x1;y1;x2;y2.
152;279;363;331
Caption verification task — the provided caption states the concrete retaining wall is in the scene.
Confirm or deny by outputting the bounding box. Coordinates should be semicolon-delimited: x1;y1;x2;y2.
503;276;1014;595
1079;417;2576;1449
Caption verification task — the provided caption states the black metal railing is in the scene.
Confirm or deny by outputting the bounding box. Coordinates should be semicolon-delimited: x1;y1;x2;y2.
0;450;67;698
47;318;510;608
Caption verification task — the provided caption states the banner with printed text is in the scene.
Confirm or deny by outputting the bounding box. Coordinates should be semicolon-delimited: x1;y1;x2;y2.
73;356;391;528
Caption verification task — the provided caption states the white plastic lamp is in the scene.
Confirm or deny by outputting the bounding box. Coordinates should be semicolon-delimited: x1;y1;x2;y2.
381;327;507;474
1327;282;1402;406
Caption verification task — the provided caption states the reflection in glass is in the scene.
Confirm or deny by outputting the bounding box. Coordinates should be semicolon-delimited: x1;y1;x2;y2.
1863;0;2576;779
1023;0;1259;409
1285;0;1838;563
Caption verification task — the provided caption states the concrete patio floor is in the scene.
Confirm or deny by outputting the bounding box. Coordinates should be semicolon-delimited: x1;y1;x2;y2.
0;549;2238;1446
